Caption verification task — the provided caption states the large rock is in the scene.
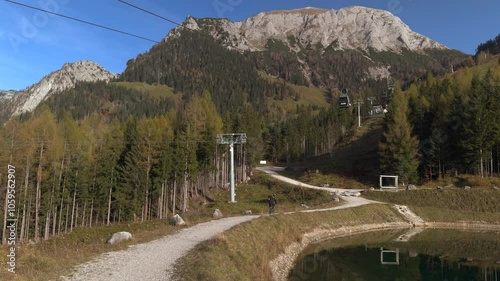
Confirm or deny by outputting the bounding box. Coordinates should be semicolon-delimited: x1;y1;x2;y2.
213;209;224;219
170;214;186;226
106;231;132;244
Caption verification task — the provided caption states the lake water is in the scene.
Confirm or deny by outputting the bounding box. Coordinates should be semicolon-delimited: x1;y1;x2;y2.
289;229;500;281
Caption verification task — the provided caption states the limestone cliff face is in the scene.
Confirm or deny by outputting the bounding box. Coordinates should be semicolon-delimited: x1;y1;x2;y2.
6;60;116;117
166;6;447;53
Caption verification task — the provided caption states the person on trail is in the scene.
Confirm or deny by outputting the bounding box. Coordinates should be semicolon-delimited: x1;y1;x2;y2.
268;194;277;214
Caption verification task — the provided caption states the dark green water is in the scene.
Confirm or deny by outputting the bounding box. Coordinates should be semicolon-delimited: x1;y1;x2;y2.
289;229;500;281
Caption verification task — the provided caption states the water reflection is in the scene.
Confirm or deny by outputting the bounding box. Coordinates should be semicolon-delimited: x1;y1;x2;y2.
289;229;500;281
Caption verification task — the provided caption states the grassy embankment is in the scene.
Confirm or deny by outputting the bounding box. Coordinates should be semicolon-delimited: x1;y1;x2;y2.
174;187;500;281
363;187;500;224
0;173;336;281
173;204;407;281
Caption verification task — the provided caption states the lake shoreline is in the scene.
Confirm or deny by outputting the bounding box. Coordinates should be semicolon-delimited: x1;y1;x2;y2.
270;219;500;281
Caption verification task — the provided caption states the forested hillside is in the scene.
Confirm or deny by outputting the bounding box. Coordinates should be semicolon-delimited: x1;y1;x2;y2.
379;58;500;183
121;30;301;116
0;91;265;242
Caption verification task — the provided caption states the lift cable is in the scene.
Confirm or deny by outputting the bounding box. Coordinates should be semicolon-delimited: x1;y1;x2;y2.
117;0;181;26
5;0;161;43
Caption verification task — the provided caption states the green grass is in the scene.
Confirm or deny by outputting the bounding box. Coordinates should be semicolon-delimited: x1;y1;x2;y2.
173;204;406;281
205;174;339;216
111;81;182;102
363;188;500;213
258;71;330;112
363;188;500;224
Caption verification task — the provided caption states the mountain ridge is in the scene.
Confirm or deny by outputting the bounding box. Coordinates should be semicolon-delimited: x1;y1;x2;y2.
167;6;448;53
0;60;116;120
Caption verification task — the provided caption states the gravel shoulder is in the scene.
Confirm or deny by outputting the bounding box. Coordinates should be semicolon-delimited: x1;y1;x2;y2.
61;216;258;281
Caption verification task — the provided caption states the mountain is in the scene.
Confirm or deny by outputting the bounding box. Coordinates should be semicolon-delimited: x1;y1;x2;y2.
0;90;15;102
0;60;116;121
170;6;447;53
123;6;468;105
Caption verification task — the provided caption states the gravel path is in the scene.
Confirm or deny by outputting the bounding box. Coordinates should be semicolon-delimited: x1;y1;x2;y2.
61;215;258;281
62;166;377;281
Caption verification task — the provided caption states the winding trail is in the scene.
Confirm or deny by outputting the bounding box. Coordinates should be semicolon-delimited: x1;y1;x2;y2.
62;216;258;281
62;166;380;281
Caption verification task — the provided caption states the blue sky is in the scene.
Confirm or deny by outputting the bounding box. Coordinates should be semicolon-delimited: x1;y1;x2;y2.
0;0;499;90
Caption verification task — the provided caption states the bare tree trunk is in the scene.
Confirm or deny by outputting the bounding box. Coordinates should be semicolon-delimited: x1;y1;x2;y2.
26;191;33;241
44;177;57;240
58;176;67;235
52;205;57;237
172;179;176;216
34;141;45;242
107;187;112;226
182;163;188;213
167;181;169;218
65;202;69;233
89;200;93;227
19;158;30;241
44;210;50;240
158;182;164;219
70;188;76;231
480;148;484;177
81;200;86;227
75;202;79;229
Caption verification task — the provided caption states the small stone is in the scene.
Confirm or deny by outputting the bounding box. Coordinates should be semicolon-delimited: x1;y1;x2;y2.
464;186;471;190
242;210;253;215
406;184;417;190
301;203;310;209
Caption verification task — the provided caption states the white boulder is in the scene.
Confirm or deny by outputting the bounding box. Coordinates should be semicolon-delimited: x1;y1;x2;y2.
213;209;224;219
170;214;186;226
106;231;132;244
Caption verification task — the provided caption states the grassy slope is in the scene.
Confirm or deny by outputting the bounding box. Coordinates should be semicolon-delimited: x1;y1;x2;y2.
258;71;330;113
363;188;500;224
111;81;182;104
173;204;406;281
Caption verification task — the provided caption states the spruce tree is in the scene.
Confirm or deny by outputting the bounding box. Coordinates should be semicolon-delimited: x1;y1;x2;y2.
379;85;420;185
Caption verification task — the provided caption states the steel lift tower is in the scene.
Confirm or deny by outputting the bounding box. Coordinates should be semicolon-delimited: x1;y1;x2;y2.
217;133;247;203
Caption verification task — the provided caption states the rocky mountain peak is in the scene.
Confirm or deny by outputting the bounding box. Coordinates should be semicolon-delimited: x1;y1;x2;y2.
8;60;116;116
167;6;447;54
